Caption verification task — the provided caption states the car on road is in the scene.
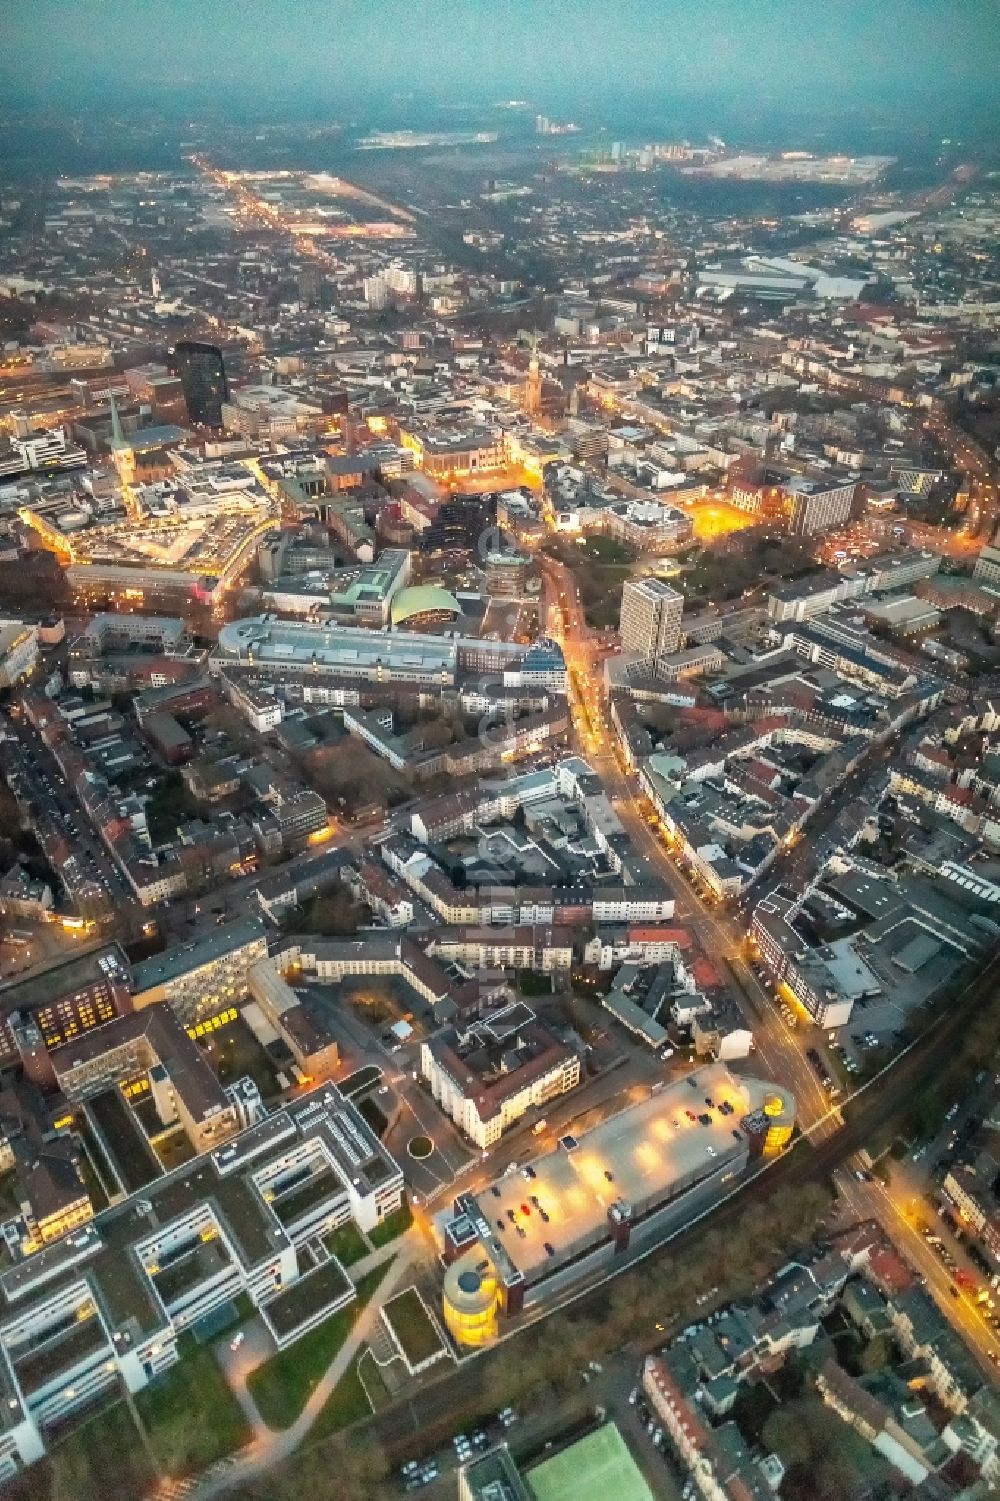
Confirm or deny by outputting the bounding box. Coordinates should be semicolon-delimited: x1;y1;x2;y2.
230;1332;245;1351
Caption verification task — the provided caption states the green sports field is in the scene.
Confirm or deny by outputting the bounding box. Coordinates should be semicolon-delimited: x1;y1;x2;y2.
526;1423;655;1501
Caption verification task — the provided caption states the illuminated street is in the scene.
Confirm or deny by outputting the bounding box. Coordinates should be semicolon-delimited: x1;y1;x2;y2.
837;1166;1000;1379
2;14;1000;1499
541;548;839;1138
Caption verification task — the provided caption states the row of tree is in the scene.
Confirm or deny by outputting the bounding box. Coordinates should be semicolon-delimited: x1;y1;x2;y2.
253;1179;831;1501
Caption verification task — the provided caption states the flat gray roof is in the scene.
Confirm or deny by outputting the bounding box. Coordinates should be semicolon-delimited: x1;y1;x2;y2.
0;945;129;1014
461;1446;533;1501
455;1065;792;1279
131;916;265;991
217;617;457;673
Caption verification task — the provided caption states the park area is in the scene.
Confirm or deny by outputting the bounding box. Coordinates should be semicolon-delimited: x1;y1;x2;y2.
308;1345;390;1442
677;531;821;603
134;1339;252;1475
247;1265;391;1430
322;1220;369;1265
368;1200;412;1249
553;536;635;630
4;1400;157;1501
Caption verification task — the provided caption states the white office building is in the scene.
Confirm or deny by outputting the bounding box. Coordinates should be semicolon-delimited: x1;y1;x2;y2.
619;578;684;659
0;1086;403;1483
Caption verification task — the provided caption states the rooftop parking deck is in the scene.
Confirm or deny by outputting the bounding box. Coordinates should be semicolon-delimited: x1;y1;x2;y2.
455;1064;788;1280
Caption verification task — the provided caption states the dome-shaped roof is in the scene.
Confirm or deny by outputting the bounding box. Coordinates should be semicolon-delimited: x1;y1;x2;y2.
390;585;461;626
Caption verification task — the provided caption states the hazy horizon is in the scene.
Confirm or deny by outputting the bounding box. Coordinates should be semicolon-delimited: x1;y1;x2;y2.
2;0;998;129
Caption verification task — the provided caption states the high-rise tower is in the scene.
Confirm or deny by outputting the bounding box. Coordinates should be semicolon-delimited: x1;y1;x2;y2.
524;357;542;416
169;341;229;429
619;578;684;661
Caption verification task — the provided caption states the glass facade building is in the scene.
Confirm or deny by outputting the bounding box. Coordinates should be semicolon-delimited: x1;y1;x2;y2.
169;341;229;428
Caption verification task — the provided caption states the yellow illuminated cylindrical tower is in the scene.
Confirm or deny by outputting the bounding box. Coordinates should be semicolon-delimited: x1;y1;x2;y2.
442;1251;500;1348
763;1091;795;1155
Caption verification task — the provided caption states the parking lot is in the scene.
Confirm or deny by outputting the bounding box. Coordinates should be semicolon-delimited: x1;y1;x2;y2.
389;1346;687;1501
746;950;911;1082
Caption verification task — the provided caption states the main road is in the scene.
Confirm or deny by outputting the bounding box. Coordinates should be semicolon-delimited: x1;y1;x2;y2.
837;1165;1000;1380
922;407;1000;541
538;550;842;1138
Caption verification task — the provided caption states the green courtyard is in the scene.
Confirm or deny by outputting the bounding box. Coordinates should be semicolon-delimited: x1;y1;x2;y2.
134;1339;252;1475
247;1264;392;1430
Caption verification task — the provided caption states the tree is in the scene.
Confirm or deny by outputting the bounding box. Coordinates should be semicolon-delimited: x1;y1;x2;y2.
269;1434;391;1501
263;1447;329;1501
481;1351;537;1410
336;1432;390;1495
536;1315;597;1390
305;883;368;937
762;1395;856;1500
859;1333;893;1373
761;1407;812;1468
417;717;458;751
731;1381;776;1443
643;702;679;738
606;1279;642;1343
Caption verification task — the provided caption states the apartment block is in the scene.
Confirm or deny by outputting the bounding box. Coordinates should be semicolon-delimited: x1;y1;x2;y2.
619;578;684;659
784;476;858;536
130;918;269;1025
420;1003;580;1148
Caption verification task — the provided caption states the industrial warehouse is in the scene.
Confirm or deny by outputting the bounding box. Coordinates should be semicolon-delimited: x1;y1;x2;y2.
438;1064;795;1345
